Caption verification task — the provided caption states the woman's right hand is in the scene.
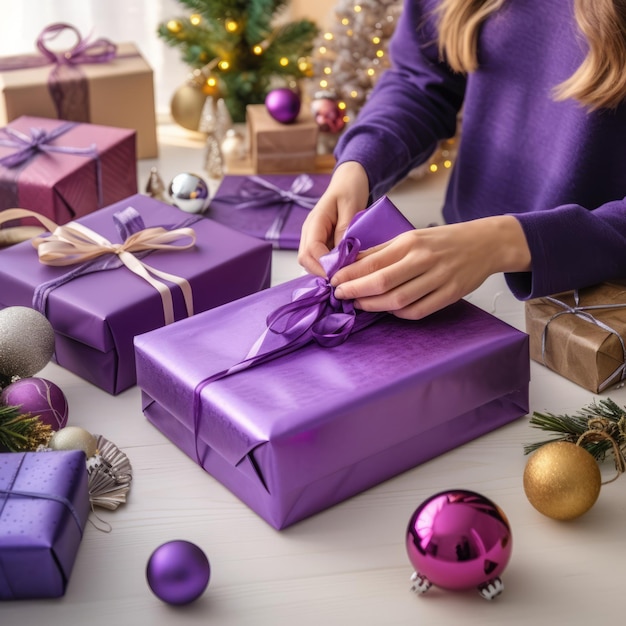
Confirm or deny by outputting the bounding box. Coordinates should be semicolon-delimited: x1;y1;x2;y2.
297;161;370;277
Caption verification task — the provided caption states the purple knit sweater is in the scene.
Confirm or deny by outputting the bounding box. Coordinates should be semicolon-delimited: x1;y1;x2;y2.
334;0;626;299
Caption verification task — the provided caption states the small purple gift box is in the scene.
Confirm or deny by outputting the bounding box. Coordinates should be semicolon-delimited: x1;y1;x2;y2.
207;174;331;249
0;115;137;225
135;196;530;529
0;193;272;394
0;450;90;599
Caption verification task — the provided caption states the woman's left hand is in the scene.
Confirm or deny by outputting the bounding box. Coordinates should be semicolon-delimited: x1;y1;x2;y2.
330;215;531;320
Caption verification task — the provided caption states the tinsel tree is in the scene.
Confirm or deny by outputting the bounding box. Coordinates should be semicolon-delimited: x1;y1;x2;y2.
158;0;319;123
307;0;402;127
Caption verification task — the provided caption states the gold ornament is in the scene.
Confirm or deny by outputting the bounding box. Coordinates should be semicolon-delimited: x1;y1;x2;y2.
523;441;601;520
170;81;208;131
49;426;98;458
220;128;246;165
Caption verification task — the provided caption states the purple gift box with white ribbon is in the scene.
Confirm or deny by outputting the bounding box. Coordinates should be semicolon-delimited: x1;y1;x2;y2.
0;450;90;599
135;196;530;529
207;174;331;249
0;115;137;225
0;193;272;394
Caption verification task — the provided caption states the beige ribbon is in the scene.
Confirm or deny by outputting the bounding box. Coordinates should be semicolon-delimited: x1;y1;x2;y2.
0;208;196;325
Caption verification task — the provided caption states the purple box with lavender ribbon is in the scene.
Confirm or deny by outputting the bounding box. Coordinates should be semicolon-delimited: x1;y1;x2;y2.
135;195;530;530
0;450;90;599
0;115;137;226
0;193;272;394
207;174;331;249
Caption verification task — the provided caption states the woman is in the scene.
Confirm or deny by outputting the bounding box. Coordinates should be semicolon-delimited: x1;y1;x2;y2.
298;0;626;320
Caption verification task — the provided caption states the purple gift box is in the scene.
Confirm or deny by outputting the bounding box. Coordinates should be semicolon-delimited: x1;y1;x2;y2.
0;115;137;225
0;450;90;599
0;193;272;394
135;196;530;529
207;174;331;249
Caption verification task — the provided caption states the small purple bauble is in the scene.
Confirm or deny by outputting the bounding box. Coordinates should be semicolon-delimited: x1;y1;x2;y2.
1;377;68;430
406;490;512;599
265;88;301;124
146;540;210;605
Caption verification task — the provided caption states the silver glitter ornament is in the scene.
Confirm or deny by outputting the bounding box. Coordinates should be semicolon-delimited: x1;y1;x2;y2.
0;306;55;384
48;426;98;458
168;173;210;214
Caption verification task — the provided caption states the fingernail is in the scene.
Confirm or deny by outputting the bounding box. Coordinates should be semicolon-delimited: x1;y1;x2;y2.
334;285;344;298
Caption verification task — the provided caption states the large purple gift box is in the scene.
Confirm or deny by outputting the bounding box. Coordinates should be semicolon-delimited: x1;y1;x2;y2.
0;450;90;599
135;196;530;529
0;115;137;225
0;193;272;394
207;174;331;249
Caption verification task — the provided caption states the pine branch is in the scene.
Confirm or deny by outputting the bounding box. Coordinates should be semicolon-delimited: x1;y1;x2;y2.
524;398;626;462
0;405;52;452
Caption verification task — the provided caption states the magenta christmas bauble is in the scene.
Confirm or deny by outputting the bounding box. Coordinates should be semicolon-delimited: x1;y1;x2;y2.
1;377;68;430
265;88;301;124
146;540;210;605
406;489;512;600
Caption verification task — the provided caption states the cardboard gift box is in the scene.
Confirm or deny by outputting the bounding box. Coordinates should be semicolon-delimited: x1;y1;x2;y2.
247;104;318;174
0;24;157;159
0;450;90;599
0;193;272;394
135;196;530;529
207;173;331;249
0;115;137;225
525;283;626;393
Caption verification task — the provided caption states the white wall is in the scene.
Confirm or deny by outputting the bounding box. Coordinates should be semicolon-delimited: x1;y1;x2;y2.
0;0;336;115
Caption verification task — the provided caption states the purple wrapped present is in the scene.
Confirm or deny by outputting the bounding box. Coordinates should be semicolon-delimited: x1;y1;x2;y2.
207;173;331;249
135;196;530;529
0;450;90;599
0;193;272;394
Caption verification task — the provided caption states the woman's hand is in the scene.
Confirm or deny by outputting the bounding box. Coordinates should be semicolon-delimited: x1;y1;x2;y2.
331;215;532;320
298;161;370;277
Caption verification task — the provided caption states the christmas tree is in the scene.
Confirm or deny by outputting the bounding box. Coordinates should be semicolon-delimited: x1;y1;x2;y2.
158;0;319;124
307;0;402;126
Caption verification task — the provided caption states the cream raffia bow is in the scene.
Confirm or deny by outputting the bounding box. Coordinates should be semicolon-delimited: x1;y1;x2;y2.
0;208;196;324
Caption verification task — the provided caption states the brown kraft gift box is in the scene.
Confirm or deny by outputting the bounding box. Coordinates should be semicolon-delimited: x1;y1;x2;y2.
0;35;157;159
246;104;318;174
525;282;626;393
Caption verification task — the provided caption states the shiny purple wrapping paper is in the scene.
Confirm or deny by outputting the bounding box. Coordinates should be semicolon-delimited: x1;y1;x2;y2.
0;450;89;599
207;174;331;249
0;115;137;224
135;198;530;530
0;194;272;394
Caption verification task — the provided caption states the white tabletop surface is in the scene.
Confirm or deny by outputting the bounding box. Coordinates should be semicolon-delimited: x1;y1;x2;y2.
3;125;624;626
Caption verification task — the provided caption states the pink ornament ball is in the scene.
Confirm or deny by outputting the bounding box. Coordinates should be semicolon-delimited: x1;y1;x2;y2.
1;377;68;430
265;88;301;124
406;490;512;598
146;540;210;605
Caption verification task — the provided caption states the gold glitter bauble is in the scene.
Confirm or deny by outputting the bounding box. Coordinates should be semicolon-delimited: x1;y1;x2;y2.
170;83;207;131
523;441;601;520
49;426;98;458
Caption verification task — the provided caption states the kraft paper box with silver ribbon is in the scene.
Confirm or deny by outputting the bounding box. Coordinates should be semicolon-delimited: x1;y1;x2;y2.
0;450;90;600
0;23;157;159
525;283;626;393
0;193;272;394
207;173;331;249
0;115;137;226
135;195;530;530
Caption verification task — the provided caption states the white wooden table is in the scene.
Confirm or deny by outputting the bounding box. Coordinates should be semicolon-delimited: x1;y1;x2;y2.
2;126;624;626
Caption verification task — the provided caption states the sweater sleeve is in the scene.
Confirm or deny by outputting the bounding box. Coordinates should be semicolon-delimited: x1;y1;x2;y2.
506;198;626;299
334;0;466;200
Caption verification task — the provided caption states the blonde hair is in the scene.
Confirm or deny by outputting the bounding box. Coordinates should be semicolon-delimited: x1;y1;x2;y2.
436;0;626;110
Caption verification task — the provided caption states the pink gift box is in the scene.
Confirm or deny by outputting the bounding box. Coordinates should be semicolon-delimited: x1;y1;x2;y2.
0;193;272;394
0;115;137;225
135;197;530;529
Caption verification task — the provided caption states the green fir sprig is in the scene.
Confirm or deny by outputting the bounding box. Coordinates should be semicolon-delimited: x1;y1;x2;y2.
0;404;52;452
524;398;626;462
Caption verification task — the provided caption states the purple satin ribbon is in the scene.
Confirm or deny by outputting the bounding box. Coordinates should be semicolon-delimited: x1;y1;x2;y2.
213;174;321;246
191;235;385;464
542;290;626;391
32;207;202;317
